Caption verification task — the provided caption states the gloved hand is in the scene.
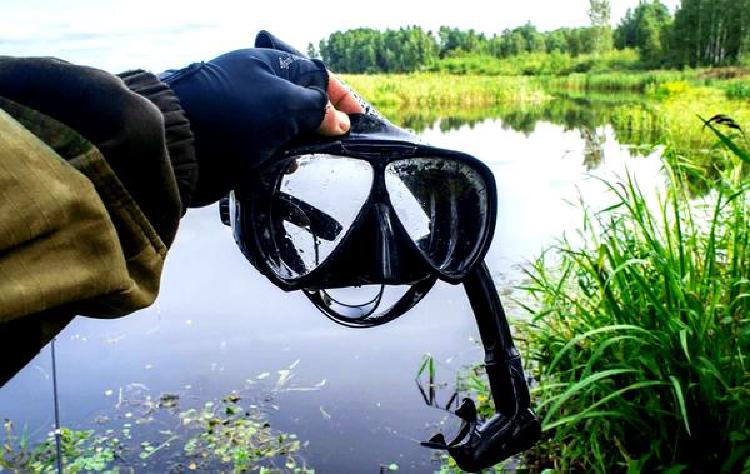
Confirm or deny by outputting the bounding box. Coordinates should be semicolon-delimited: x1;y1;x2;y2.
163;31;363;206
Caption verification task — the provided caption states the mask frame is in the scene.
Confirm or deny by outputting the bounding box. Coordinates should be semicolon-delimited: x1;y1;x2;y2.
230;126;498;292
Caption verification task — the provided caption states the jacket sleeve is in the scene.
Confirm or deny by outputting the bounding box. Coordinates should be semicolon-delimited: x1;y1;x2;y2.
0;100;167;323
0;57;194;247
118;69;198;213
0;57;197;323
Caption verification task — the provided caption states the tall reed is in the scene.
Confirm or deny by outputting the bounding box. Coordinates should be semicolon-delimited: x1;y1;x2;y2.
517;124;750;472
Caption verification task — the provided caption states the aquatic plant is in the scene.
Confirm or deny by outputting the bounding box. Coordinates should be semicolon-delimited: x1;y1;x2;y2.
1;365;315;473
1;400;310;474
178;396;311;473
1;420;122;473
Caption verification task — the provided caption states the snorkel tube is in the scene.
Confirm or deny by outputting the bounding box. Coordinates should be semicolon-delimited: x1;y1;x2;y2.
222;31;541;471
431;262;541;471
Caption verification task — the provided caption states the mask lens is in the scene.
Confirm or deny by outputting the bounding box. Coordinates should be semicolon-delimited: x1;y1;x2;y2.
261;154;373;280
385;158;489;277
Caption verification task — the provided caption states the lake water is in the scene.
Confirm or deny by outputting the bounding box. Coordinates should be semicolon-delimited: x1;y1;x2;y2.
0;98;665;473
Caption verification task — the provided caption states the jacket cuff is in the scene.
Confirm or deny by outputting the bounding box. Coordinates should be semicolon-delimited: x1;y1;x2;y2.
118;70;198;213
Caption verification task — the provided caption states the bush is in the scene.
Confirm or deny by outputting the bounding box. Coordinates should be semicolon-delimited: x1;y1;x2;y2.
723;80;750;100
424;50;641;77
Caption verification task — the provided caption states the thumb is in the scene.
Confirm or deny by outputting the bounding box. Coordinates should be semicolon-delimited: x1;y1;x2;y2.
317;102;351;136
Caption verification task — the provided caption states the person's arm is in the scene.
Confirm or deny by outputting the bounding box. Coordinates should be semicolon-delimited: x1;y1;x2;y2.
0;95;166;323
0;40;363;240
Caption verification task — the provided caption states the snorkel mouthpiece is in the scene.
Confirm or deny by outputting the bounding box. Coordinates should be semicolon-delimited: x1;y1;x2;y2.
422;358;541;472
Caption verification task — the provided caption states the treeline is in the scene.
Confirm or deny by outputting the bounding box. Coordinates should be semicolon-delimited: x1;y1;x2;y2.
313;0;750;73
315;25;612;73
620;0;750;67
315;27;437;74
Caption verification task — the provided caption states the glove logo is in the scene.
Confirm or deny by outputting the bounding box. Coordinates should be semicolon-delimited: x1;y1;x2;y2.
279;55;294;70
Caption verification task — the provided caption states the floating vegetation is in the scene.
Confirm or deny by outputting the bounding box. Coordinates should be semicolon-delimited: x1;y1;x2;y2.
176;396;309;473
1;362;317;473
1;420;122;474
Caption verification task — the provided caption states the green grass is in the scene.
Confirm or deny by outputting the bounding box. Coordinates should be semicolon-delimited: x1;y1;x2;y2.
340;73;550;108
344;69;748;109
722;79;750;100
419;53;749;99
537;70;693;93
514;123;750;472
646;86;750;179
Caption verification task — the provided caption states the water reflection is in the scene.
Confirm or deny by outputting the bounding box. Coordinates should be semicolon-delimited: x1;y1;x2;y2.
385;95;665;165
582;127;606;171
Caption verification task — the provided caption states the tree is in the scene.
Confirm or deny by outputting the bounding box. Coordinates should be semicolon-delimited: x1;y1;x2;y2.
588;0;611;27
614;8;637;49
519;23;546;53
546;29;571;54
672;0;750;67
588;0;613;54
306;43;319;60
319;27;438;73
437;27;487;58
637;3;668;66
614;1;672;66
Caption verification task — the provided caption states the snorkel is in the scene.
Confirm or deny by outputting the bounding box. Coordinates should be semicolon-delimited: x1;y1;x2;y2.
221;32;541;471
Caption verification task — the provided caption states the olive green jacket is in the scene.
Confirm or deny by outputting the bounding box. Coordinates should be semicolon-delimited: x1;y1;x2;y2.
0;55;199;325
0;98;167;323
0;101;166;322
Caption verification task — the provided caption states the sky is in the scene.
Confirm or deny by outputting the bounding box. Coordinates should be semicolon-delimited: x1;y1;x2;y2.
0;0;680;72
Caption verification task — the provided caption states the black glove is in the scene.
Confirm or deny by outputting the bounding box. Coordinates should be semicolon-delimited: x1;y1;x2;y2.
163;34;331;206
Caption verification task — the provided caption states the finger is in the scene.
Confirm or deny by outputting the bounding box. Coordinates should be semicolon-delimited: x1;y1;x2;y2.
317;101;351;136
327;73;364;114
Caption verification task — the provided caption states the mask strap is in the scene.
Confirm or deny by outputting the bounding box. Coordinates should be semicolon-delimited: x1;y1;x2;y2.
320;284;385;313
304;276;436;328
